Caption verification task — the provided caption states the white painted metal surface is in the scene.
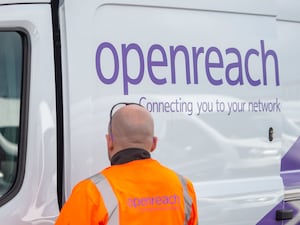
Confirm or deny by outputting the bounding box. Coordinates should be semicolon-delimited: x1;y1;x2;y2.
0;3;58;224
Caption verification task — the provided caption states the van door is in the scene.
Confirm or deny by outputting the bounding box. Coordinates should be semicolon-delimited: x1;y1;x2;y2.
255;1;300;224
61;1;283;224
0;2;59;224
278;1;300;224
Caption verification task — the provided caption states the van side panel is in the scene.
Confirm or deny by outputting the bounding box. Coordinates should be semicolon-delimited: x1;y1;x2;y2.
61;1;283;224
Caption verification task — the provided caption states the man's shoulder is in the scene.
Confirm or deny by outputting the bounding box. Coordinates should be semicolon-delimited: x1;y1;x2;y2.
71;175;102;201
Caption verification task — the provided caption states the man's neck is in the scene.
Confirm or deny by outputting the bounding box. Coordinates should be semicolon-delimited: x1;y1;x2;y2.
110;148;151;165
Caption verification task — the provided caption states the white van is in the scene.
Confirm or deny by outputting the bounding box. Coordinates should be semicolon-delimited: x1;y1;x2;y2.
0;0;299;224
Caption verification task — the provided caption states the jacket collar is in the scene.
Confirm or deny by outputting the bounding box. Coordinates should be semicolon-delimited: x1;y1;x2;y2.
110;148;151;165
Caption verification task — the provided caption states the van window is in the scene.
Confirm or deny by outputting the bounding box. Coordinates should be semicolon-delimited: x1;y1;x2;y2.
0;31;25;199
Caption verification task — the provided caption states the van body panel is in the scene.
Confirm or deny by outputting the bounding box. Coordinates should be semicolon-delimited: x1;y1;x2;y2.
61;1;284;224
278;0;300;21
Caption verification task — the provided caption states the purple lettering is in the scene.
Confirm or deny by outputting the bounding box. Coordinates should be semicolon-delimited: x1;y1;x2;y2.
245;48;260;86
95;41;280;95
192;46;204;84
205;47;223;85
147;44;167;84
261;40;280;86
170;45;191;84
122;43;145;95
95;42;119;84
225;48;243;85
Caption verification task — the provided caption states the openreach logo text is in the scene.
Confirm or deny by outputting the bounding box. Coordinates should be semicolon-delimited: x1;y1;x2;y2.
95;40;280;95
127;194;180;211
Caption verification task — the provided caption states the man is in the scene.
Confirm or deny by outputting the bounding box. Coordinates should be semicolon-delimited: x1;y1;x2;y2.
55;102;198;225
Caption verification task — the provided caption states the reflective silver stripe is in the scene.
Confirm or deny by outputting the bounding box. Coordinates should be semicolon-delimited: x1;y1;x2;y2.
90;173;119;225
177;174;194;225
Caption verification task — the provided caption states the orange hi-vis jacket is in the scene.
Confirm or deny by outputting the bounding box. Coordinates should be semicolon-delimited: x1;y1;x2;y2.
55;151;198;225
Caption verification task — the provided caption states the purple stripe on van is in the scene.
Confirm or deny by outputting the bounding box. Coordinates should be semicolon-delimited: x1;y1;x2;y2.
258;137;300;224
256;202;299;225
281;136;300;188
281;171;300;188
256;202;283;225
281;137;300;171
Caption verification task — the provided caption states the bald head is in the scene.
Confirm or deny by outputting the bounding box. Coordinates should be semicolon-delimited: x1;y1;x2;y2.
106;104;157;160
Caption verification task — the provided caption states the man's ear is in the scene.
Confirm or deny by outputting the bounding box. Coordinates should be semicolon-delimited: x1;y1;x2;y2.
150;136;158;152
106;134;114;151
